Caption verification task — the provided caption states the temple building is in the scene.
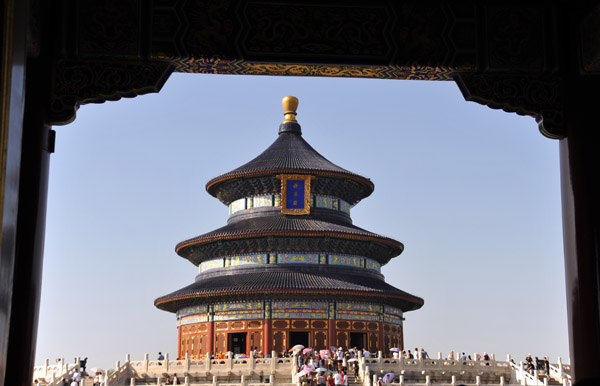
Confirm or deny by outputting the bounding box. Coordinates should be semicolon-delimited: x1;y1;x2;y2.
154;97;423;359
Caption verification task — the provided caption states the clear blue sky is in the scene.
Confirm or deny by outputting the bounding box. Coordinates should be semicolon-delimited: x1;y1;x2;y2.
35;73;567;370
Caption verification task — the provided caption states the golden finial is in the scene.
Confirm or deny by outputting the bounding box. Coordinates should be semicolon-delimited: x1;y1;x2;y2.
282;96;299;123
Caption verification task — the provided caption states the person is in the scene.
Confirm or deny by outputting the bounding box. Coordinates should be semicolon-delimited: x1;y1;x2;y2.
384;372;394;383
93;372;101;386
60;378;68;386
483;352;490;361
392;350;399;359
353;362;359;377
34;379;41;386
459;352;467;361
72;370;81;384
165;374;172;385
543;357;550;377
525;354;534;374
300;375;309;386
407;350;413;359
414;348;420;360
336;348;344;367
317;371;325;386
333;371;342;386
172;373;180;384
70;378;79;386
421;348;428;360
79;357;88;375
526;361;535;375
342;371;348;386
448;351;454;360
158;351;164;365
327;373;335;386
253;347;258;357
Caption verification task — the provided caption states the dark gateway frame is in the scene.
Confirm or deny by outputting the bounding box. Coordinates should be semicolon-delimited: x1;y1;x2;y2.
2;1;600;385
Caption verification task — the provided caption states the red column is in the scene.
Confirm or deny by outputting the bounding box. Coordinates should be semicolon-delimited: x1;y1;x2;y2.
177;326;182;359
263;301;273;356
263;320;272;355
207;321;215;356
328;302;336;348
377;323;383;354
328;320;336;348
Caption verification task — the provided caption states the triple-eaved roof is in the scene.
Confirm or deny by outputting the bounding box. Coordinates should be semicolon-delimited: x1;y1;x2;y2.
206;112;374;206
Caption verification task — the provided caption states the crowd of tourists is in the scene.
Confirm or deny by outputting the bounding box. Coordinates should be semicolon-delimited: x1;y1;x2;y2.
294;346;362;386
524;354;551;378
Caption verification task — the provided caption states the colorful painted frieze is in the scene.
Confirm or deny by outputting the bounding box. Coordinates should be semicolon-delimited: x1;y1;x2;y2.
328;254;364;268
272;301;327;310
268;253;277;264
230;253;267;266
200;253;380;272
384;314;403;325
214;301;263;312
177;305;208;317
229;198;246;214
384;305;402;317
271;311;328;319
214;310;263;321
229;194;351;215
340;200;352;215
179;315;209;326
277;253;320;264
319;254;328;264
336;311;380;322
253;194;274;208
365;258;381;272
200;258;225;272
337;303;382;313
315;195;335;209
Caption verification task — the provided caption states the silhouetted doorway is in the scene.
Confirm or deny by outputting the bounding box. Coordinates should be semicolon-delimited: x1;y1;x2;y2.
229;332;247;354
350;332;365;349
289;331;310;348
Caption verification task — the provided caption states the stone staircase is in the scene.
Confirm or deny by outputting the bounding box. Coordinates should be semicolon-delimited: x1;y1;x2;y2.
346;373;362;386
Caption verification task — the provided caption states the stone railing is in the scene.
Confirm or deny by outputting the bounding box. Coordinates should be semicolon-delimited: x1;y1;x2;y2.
34;352;570;386
105;357;134;386
124;352;295;385
509;359;571;386
508;361;540;386
360;356;511;386
32;358;79;384
357;353;567;386
548;359;571;385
